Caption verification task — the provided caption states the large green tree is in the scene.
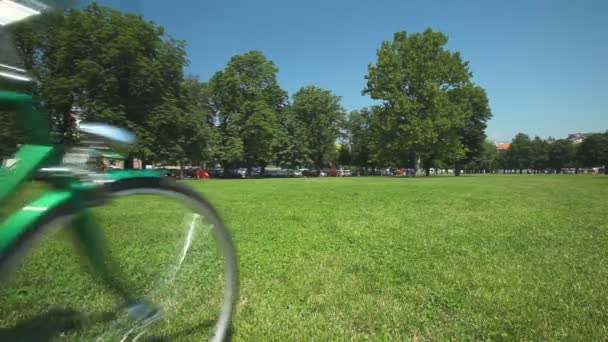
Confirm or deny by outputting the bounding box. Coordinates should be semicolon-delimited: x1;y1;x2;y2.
11;4;188;167
291;86;346;172
208;50;287;174
509;133;532;173
364;28;479;176
547;139;575;173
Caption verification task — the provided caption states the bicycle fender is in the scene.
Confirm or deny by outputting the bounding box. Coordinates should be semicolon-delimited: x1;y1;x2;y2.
0;190;72;256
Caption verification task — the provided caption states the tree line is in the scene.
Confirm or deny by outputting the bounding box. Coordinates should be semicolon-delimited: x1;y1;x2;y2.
3;4;603;176
485;132;608;174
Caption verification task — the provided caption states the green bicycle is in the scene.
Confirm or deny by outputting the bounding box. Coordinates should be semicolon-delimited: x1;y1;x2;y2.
0;87;238;340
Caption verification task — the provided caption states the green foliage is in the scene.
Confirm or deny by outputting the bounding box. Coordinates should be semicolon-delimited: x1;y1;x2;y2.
10;4;189;165
274;107;310;169
577;132;608;169
363;28;486;172
547;139;575;172
348;107;385;168
509;133;532;171
207;50;286;169
529;136;549;171
464;140;498;171
291;86;346;170
451;85;492;169
336;144;352;167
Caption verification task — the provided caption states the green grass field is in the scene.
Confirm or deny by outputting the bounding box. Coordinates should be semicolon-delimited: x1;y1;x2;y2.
1;175;607;340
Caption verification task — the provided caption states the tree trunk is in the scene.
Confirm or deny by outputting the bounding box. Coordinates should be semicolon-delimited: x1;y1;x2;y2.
223;161;230;178
141;159;147;170
315;159;322;176
124;157;134;169
425;167;430;177
604;164;607;175
179;162;184;179
260;162;267;176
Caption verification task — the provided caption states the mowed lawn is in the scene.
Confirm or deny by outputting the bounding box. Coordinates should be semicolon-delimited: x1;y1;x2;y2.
196;175;608;341
1;175;607;340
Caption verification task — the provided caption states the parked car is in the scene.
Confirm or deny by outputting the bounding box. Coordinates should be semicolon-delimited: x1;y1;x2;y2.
323;168;338;176
263;169;288;177
209;169;224;178
302;169;317;177
223;168;246;178
291;169;303;177
194;168;213;179
183;168;196;179
250;167;261;177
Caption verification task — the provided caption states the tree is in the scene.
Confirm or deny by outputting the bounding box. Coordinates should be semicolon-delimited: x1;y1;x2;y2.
465;140;498;172
11;4;188;167
274;106;310;169
497;148;513;172
364;28;477;176
208;50;286;174
291;86;346;172
451;85;492;176
547;139;575;173
509;133;532;173
336;144;352;167
348;108;376;170
529;136;549;173
577;132;608;174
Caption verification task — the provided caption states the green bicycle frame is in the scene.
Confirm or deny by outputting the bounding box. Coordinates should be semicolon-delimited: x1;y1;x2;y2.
0;91;159;295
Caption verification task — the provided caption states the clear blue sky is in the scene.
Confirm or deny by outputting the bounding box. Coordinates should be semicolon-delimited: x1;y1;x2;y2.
99;0;607;142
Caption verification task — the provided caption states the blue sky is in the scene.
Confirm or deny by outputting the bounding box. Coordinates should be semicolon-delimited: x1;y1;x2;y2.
98;0;607;142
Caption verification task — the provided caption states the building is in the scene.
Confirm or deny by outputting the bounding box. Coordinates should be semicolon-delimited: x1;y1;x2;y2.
566;133;593;144
495;142;511;150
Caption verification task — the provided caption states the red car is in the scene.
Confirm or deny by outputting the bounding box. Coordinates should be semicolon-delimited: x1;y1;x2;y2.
194;168;213;179
323;168;339;176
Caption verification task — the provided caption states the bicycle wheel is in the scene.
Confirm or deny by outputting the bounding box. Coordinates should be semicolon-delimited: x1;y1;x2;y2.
0;177;237;341
95;177;238;341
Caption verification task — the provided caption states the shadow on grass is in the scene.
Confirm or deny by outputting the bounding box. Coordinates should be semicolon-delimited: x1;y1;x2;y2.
1;311;223;341
0;308;115;342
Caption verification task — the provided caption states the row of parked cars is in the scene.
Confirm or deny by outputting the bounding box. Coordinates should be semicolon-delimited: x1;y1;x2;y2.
156;167;362;179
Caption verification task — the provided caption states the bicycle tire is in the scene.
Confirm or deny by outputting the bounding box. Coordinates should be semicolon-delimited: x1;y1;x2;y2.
101;176;238;342
0;177;238;341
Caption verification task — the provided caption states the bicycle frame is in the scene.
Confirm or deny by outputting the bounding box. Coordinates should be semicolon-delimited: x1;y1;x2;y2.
0;90;160;286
